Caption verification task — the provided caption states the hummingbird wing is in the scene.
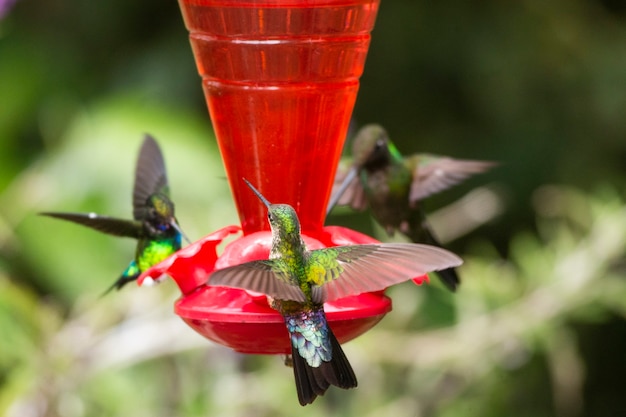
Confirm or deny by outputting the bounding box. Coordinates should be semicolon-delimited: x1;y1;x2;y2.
407;155;496;203
328;163;368;213
208;259;307;302
308;243;462;303
133;134;169;221
39;212;143;238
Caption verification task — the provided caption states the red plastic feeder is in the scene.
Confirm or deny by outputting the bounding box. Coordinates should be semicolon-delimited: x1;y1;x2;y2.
137;0;428;354
138;225;425;353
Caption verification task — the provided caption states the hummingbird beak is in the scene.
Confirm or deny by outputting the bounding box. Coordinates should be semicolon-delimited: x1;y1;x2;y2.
170;219;191;244
326;166;358;215
243;178;272;209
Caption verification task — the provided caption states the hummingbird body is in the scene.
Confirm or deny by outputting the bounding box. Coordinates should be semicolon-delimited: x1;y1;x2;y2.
264;203;357;402
110;224;182;290
40;135;187;294
209;179;463;405
135;233;182;273
359;158;412;234
328;124;496;292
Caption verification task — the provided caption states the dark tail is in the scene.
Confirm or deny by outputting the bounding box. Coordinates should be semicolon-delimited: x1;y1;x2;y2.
291;329;357;406
99;273;139;298
407;210;460;292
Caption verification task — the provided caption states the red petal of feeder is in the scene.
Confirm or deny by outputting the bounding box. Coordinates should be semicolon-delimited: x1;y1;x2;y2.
137;225;241;294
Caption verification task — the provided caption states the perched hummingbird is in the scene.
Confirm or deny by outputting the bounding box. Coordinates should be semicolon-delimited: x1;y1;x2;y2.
327;124;496;292
40;135;188;294
209;179;462;405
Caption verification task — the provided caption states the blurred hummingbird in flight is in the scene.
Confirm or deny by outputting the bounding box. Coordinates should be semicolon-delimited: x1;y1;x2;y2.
40;134;189;294
209;179;462;405
327;124;496;292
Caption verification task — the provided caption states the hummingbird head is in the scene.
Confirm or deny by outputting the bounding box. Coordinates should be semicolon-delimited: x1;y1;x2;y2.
352;124;401;170
243;178;301;240
266;204;300;238
147;193;181;234
352;124;389;166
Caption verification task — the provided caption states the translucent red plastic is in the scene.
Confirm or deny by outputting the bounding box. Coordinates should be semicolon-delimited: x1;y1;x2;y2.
177;290;391;354
179;0;380;234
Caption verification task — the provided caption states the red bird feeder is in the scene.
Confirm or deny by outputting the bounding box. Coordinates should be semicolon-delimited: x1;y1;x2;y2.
138;0;429;354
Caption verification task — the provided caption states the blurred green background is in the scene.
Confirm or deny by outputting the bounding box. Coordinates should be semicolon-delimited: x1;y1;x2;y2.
2;0;626;416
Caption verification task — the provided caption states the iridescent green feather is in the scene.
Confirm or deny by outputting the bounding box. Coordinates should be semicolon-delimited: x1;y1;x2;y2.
306;248;347;286
136;236;181;272
122;260;141;279
386;140;404;163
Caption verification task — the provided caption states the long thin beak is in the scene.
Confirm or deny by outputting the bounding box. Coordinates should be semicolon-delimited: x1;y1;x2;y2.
243;178;272;208
326;166;358;215
170;219;191;244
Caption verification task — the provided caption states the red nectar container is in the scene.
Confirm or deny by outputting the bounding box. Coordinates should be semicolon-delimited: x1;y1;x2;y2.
137;0;429;354
182;0;379;234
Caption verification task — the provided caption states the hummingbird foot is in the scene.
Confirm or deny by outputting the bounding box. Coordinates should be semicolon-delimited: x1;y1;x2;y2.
283;354;294;368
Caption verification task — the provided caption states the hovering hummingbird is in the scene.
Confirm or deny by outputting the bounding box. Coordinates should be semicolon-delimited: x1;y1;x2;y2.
209;179;462;405
40;134;188;294
327;124;496;292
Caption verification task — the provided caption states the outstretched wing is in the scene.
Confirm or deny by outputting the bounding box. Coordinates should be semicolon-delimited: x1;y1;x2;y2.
327;162;368;214
308;243;462;303
208;259;307;302
39;212;143;238
408;155;496;203
133;134;169;220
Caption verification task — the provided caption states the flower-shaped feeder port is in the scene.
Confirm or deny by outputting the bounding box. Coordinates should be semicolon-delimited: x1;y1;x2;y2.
138;225;429;354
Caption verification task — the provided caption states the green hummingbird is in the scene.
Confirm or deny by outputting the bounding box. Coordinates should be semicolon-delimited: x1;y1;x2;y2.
40;134;188;294
209;179;462;405
327;124;496;292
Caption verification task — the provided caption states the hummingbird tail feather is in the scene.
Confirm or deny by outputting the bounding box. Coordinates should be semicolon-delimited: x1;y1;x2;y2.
436;267;460;292
291;328;357;406
100;272;139;297
327;328;358;388
292;351;329;405
419;223;460;292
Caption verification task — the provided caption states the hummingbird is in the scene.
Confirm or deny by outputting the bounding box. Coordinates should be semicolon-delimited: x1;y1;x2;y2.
40;134;189;294
209;179;462;405
327;124;496;292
